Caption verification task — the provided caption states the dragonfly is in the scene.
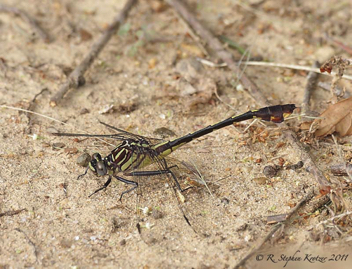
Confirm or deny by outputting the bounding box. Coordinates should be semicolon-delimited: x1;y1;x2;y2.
53;104;296;200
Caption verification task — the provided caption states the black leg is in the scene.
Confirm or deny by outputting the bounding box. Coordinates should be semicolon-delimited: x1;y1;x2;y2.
89;176;112;197
166;168;192;193
114;175;138;201
88;175;138;200
77;167;89;180
126;169;172;176
125;165;190;193
124;165;178;177
88;165;190;199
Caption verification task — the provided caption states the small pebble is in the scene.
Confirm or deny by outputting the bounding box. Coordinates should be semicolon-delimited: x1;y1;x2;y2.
153;127;176;138
52;142;65;150
79;108;90;115
77;153;91;167
46;127;59;134
221;197;230;205
286;161;304;170
263;165;279;178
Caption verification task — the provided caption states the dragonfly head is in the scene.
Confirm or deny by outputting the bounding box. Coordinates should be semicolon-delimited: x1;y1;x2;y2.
89;153;108;176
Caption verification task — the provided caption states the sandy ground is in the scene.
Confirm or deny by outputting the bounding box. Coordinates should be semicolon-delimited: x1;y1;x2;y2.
1;0;352;268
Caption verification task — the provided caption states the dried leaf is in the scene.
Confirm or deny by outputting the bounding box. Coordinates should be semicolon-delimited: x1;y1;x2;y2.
150;0;167;12
79;28;93;41
315;186;332;199
176;58;204;83
311;97;352;137
175;58;215;107
299;121;313;131
185;77;215;108
180;43;204;57
320;56;351;77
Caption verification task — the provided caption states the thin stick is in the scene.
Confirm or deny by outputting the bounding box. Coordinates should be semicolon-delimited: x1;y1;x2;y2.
332;134;352;182
316;211;352;228
49;0;138;106
167;0;268;105
0;208;26;218
174;9;208;56
1;105;67;125
167;0;331;193
302;61;320;115
26;88;48;133
234;191;315;269
0;4;50;42
197;58;352;81
330;163;352;176
14;228;39;264
239;61;352;81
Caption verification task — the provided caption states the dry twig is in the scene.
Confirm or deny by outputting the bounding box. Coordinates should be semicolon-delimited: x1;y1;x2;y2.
302;61;320;115
197;58;352;81
332;135;352;182
234;191;315;269
49;0;138;106
0;208;26;218
167;0;268;105
330;163;352;177
25;88;48;133
14;228;39;264
316;211;352;229
0;4;50;42
167;0;331;193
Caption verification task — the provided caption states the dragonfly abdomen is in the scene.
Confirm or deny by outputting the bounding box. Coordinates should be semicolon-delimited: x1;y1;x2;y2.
161;104;296;152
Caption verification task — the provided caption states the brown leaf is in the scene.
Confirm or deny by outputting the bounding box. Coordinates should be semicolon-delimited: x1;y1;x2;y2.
320;56;351;76
299;121;312;131
79;28;93;41
319;185;331;196
175;58;216;108
150;0;167;12
311;97;352;137
180;43;204;57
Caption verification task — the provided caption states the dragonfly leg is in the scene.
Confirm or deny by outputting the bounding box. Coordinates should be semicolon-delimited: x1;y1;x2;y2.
124;164;178;177
89;175;138;200
167;168;192;193
89;176;112;197
113;175;138;201
125;166;191;193
77;167;89;180
126;169;173;177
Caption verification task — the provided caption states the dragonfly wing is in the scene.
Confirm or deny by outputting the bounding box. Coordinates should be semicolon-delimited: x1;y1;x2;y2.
130;152;215;241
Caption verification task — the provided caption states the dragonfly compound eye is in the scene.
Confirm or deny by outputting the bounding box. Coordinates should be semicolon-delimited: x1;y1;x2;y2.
92;153;102;161
96;161;107;176
88;153;106;175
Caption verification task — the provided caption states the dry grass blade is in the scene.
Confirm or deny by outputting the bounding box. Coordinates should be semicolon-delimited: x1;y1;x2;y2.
310;97;352;137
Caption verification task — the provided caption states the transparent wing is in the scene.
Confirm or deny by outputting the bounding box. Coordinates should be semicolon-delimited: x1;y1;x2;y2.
129;152;215;242
52;120;164;147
